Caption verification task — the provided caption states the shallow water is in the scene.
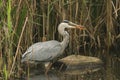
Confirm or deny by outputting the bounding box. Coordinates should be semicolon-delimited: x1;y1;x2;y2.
28;69;104;80
21;54;120;80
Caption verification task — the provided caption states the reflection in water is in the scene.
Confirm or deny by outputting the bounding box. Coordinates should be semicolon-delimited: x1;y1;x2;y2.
28;69;104;80
29;72;61;80
21;55;120;80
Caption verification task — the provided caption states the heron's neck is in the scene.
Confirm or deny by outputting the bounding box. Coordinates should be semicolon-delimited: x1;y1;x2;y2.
61;31;69;49
58;25;69;49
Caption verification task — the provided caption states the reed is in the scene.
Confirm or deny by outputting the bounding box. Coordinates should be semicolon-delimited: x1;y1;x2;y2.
0;0;119;79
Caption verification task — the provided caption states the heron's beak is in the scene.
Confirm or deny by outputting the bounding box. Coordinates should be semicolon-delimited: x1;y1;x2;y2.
69;22;86;30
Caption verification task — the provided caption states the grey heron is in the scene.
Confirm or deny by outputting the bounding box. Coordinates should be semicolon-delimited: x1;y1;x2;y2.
21;20;85;74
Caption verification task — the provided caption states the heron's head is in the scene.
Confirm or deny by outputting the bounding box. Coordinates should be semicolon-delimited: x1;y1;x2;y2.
60;20;85;30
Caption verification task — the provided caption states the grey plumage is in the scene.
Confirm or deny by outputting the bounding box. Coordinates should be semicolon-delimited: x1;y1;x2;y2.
21;20;81;63
21;40;62;62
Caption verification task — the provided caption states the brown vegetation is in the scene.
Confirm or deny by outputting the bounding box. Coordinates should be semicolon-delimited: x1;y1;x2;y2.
0;0;120;79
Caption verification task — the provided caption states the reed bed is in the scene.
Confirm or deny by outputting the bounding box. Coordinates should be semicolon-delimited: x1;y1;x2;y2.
0;0;120;79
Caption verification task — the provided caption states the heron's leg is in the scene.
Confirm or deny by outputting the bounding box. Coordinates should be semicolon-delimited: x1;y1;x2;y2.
45;62;53;75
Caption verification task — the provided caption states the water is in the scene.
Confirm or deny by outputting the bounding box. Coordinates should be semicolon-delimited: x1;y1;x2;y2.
28;69;104;80
21;53;120;80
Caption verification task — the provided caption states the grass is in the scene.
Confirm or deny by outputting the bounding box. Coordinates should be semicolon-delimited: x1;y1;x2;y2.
0;0;120;79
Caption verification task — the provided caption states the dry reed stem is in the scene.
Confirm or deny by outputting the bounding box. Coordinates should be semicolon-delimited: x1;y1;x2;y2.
9;17;28;77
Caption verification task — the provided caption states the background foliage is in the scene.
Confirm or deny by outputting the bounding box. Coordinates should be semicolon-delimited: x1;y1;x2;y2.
0;0;120;79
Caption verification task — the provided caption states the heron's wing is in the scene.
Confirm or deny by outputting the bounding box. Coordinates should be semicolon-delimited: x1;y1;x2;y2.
22;40;62;62
22;42;44;58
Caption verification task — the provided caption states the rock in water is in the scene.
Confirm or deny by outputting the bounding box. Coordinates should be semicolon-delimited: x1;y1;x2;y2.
53;55;103;75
